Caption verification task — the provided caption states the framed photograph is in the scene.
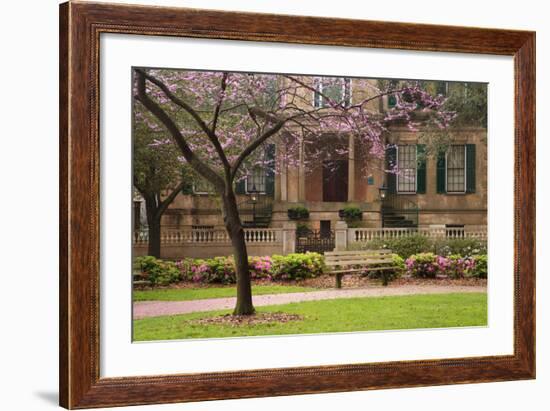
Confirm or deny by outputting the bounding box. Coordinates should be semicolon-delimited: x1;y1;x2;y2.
59;2;535;408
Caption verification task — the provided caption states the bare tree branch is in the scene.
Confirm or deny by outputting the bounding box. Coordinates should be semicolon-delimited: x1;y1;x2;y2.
156;180;187;219
230;115;287;180
211;73;228;135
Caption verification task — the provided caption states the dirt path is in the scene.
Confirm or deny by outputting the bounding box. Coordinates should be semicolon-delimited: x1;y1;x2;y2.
133;285;486;319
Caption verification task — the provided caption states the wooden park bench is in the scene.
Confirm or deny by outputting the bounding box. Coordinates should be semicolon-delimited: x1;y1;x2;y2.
133;271;149;287
324;249;398;288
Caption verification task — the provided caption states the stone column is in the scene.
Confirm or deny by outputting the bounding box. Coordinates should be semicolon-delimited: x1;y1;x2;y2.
280;162;288;202
278;143;288;201
348;134;355;201
335;220;348;251
282;221;297;255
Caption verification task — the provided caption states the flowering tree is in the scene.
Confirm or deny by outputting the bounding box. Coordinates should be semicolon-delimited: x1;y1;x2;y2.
134;68;453;315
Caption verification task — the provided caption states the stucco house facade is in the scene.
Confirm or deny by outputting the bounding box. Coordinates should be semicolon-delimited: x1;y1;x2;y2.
133;77;487;260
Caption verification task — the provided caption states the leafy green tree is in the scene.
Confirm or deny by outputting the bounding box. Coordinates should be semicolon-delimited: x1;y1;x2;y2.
133;109;194;257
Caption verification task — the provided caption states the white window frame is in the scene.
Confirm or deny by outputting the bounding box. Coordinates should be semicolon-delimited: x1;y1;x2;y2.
313;77;352;108
245;167;266;194
192;179;214;195
445;144;467;194
396;144;417;194
437;81;449;97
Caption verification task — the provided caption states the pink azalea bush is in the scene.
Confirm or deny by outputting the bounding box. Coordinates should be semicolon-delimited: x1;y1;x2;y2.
444;255;476;279
249;256;273;280
174;253;324;284
405;253;440;278
406;253;478;278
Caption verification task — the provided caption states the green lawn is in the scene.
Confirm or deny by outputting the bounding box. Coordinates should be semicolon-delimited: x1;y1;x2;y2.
133;284;319;302
133;292;487;341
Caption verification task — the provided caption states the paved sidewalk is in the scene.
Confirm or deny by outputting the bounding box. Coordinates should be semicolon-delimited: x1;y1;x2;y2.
133;285;486;319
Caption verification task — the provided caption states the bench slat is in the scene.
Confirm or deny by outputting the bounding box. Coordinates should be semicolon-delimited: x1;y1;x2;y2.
325;249;392;255
328;266;399;274
325;259;394;266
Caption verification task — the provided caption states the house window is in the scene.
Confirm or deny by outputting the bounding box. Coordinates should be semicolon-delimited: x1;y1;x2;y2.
387;79;399;108
246;167;266;193
314;77;352;108
193;178;214;194
436;81;449;97
397;145;417;193
446;145;466;193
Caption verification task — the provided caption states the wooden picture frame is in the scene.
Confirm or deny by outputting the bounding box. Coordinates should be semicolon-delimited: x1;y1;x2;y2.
59;1;535;408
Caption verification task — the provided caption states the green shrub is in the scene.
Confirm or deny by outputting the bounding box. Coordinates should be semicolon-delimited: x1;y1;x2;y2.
355;234;432;259
433;238;487;257
249;256;272;280
135;256;181;286
366;254;405;286
271;252;325;281
287;206;310;220
353;236;486;260
405;252;439;278
176;253;326;284
470;254;488;278
204;256;237;284
340;206;362;222
443;254;475;279
296;222;312;237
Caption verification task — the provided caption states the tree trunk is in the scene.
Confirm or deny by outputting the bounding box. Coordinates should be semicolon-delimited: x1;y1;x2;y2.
145;196;162;258
222;191;255;316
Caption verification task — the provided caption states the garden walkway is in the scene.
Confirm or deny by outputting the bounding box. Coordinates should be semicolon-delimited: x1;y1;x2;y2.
133;284;486;319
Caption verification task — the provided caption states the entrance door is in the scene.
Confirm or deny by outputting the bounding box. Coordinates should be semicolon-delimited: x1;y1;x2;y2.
320;220;331;239
322;160;348;202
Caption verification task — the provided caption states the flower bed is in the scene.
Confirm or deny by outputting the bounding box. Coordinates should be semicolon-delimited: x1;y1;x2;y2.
135;251;486;287
136;253;325;286
405;253;487;279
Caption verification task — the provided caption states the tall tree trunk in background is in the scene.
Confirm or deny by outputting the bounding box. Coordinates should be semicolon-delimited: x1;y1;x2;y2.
137;181;186;259
145;195;162;258
222;190;255;315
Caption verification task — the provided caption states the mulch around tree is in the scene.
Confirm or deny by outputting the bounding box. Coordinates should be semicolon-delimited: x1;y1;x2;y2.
189;312;303;327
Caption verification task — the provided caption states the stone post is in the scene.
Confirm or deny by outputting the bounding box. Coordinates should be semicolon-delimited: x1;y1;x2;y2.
282;221;297;255
335;220;348;251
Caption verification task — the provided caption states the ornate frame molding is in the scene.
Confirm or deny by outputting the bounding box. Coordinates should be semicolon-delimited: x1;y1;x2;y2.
59;2;535;408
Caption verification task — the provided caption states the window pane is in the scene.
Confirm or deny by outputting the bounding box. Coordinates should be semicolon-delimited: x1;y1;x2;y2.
447;145;465;192
194;178;213;193
247;167;265;192
397;145;416;193
315;77;351;107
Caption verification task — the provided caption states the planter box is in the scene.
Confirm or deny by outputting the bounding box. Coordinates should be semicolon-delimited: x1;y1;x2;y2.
339;209;363;220
288;209;309;220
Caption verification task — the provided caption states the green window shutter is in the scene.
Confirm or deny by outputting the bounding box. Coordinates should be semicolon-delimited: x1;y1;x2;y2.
235;178;246;194
466;144;476;193
264;144;276;195
436;150;446;194
386;146;397;194
416;144;426;194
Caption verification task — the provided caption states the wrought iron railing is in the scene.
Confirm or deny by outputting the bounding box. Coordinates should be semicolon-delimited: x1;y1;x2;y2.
237;195;274;226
